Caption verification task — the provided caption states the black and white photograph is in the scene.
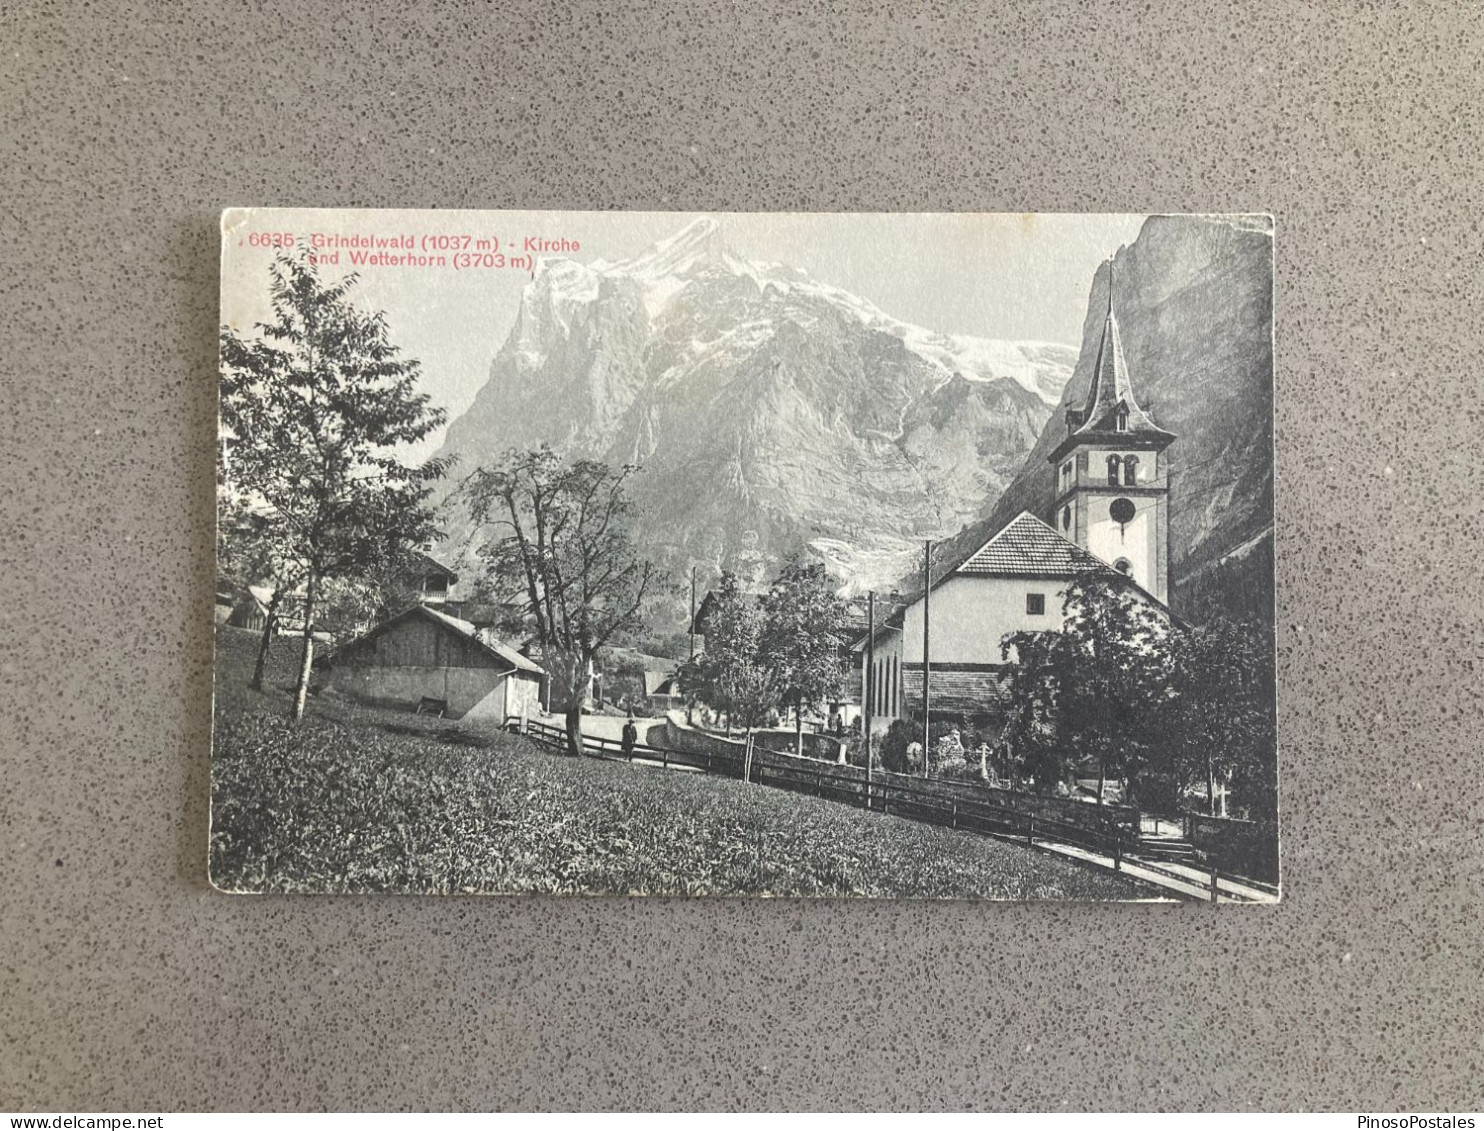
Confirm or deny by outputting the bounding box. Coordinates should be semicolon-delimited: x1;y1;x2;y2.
213;208;1277;901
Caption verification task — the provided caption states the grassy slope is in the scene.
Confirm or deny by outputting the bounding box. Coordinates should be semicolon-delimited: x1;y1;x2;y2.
210;627;1153;899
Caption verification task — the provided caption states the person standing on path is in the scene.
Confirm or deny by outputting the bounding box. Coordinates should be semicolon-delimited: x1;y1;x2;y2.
621;717;638;759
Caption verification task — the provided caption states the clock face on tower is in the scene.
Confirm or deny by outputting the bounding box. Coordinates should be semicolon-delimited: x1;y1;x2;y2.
1109;497;1136;525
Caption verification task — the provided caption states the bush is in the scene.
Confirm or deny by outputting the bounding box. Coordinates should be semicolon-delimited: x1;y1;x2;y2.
879;719;915;773
930;726;967;778
842;735;883;770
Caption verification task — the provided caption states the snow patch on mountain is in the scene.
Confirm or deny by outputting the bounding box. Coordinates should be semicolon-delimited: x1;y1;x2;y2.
561;216;1077;405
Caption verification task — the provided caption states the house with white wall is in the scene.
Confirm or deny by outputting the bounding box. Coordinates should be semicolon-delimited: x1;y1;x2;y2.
855;270;1176;734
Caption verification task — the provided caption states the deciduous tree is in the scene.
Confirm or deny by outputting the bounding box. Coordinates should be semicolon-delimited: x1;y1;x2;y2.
463;447;661;756
761;559;848;758
1054;575;1174;806
1163;618;1276;818
219;248;449;721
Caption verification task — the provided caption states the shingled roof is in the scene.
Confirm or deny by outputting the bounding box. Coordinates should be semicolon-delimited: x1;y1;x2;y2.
901;666;1013;717
853;512;1121;647
335;604;545;675
957;512;1115;577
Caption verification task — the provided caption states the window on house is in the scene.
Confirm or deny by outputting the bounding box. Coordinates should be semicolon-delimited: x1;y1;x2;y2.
1107;454;1121;485
1123;454;1139;486
1026;593;1046;616
424;575;448;594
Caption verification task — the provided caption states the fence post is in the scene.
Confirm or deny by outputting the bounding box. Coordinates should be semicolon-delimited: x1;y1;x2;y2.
1113;834;1122;871
1209;860;1220;904
1026;816;1035;845
951;801;958;830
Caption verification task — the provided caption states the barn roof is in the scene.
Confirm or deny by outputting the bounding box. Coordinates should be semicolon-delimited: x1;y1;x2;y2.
421;606;544;674
335;604;545;675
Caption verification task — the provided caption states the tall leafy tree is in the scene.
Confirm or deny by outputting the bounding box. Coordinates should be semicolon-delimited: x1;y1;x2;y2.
1163;618;1276;818
761;559;847;757
462;447;660;756
999;628;1074;793
1054;575;1174;806
219;248;450;721
681;571;774;736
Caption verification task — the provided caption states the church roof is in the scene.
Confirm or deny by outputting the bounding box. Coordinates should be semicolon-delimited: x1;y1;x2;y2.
1049;268;1174;462
957;511;1115;577
852;512;1122;648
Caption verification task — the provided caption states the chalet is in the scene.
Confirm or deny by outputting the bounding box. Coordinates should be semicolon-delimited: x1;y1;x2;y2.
854;271;1176;734
329;604;544;722
642;669;686;712
226;583;332;643
404;550;458;607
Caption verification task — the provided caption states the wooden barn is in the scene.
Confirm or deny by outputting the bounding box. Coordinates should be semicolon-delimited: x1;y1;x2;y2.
329;605;544;723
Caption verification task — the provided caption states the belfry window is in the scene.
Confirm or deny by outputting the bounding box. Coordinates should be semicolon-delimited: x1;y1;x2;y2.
1123;454;1139;486
1116;408;1129;432
1061;504;1071;531
1107;455;1121;485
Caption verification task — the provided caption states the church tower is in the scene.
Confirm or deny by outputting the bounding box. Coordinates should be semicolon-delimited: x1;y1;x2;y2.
1047;261;1176;604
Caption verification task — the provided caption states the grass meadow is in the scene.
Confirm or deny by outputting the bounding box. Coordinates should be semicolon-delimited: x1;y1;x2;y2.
209;626;1152;899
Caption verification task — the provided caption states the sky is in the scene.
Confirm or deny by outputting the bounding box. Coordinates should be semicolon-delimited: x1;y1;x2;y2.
220;209;1148;458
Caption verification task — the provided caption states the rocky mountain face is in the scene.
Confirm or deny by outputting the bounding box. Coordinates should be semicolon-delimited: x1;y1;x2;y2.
435;218;1077;598
922;214;1276;626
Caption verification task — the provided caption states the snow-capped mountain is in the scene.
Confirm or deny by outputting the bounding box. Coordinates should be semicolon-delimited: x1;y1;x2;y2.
435;217;1078;595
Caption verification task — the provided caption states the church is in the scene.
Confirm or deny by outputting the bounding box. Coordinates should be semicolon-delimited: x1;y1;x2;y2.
855;276;1176;733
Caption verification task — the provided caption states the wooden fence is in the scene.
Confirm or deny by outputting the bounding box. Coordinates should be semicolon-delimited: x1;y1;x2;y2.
509;716;1135;870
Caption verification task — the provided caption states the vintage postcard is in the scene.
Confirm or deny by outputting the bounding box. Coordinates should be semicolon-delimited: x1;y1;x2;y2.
213;208;1277;900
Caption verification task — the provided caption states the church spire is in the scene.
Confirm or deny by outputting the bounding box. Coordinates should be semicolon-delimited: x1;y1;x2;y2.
1050;253;1173;462
1045;251;1176;605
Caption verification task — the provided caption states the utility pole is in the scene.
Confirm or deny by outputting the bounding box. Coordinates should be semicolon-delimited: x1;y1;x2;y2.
689;565;698;662
687;565;697;726
922;539;931;779
864;590;875;810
